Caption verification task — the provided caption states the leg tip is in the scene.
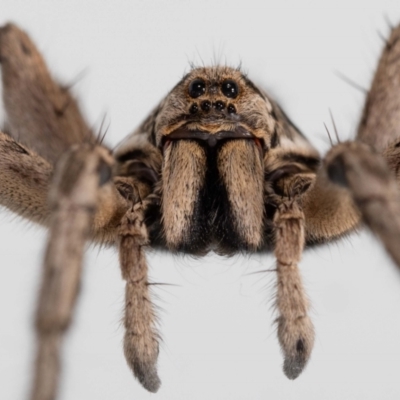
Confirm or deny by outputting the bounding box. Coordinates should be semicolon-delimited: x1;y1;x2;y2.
277;317;314;380
133;361;161;393
282;337;310;379
123;330;161;392
283;355;307;380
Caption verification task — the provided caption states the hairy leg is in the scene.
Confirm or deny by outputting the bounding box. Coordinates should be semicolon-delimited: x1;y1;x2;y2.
0;131;51;224
302;168;361;244
31;144;114;400
0;129;159;395
0;130;130;242
303;23;400;244
273;200;314;379
357;23;400;151
320;23;400;267
0;22;128;240
326;141;400;268
119;201;160;392
0;23;96;164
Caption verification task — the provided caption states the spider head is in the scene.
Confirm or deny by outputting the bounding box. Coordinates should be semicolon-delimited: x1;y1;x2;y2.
155;66;276;152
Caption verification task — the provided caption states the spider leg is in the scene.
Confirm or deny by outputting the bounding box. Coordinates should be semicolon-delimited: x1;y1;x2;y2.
0;131;51;224
119;200;160;392
325;141;400;267
321;23;400;267
31;144;114;400
273;199;314;379
0;130;130;242
302;166;361;244
0;23;97;164
0;128;159;394
302;23;400;244
357;24;400;151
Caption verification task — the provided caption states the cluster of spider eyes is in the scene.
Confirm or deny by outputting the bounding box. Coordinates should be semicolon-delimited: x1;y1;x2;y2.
188;78;238;115
189;78;239;98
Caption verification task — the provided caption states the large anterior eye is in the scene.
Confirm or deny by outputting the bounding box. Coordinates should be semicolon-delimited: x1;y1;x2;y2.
221;80;239;98
188;79;206;98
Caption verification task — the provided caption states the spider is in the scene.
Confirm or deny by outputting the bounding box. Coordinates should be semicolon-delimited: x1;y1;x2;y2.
1;22;400;400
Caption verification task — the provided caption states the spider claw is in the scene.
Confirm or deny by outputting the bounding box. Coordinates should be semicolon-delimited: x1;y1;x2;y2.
132;360;161;393
124;334;161;393
283;350;307;380
277;316;314;380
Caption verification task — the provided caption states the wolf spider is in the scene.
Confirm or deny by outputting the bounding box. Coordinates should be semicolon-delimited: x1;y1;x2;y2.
1;22;400;400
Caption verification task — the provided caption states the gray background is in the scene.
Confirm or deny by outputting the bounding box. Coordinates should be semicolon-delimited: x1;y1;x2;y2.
1;0;400;399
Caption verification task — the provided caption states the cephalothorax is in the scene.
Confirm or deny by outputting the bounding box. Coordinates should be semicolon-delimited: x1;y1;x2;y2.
1;23;400;399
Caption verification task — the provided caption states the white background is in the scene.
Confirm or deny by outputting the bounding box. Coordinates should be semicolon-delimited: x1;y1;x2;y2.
1;1;400;399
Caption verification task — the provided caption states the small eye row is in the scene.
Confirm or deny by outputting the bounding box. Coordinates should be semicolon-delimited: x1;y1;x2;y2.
190;101;236;114
188;79;239;99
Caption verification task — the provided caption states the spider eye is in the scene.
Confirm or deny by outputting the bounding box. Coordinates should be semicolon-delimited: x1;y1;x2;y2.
188;79;206;98
221;80;239;98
